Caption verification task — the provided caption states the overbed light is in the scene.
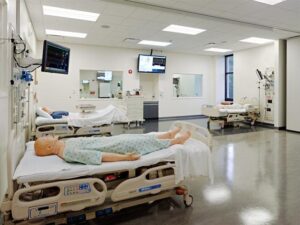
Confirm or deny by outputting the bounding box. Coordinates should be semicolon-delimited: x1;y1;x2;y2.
240;37;274;44
46;29;87;38
205;48;232;53
43;5;100;21
138;40;172;47
163;24;206;35
253;0;286;5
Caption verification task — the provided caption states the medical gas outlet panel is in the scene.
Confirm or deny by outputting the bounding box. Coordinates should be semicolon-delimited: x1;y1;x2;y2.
11;68;33;126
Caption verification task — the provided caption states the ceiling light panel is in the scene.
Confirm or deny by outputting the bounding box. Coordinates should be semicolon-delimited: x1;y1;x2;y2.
253;0;287;5
163;24;206;35
240;37;274;44
138;40;172;46
205;48;232;53
45;29;87;38
43;5;100;21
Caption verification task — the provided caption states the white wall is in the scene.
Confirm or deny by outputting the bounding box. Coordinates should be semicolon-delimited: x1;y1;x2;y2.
287;37;300;131
36;43;216;117
0;0;13;206
19;0;37;56
234;44;275;123
140;74;159;101
159;52;215;117
0;0;37;205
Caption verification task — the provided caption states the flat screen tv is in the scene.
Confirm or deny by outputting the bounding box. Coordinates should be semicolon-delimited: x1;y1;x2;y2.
42;40;70;74
138;54;166;73
97;71;112;81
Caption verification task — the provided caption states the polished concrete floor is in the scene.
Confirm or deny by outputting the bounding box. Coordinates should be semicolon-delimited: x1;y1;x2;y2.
90;118;300;225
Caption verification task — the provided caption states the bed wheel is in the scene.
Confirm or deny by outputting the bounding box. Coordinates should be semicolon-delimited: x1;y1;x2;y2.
184;194;193;207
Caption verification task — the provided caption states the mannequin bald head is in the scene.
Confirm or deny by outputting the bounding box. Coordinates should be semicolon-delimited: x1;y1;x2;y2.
34;136;59;156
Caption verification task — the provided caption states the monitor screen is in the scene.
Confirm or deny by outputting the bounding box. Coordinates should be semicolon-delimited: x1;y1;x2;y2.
97;71;112;81
138;55;166;73
41;40;70;74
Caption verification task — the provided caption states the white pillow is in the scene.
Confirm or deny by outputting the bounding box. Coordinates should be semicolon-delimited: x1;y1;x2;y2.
36;107;52;119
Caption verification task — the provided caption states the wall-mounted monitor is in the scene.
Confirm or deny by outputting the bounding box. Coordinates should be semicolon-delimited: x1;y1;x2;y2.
138;54;166;73
41;40;70;74
97;71;112;81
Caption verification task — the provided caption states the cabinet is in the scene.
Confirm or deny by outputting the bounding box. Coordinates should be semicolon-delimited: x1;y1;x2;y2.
126;96;144;126
143;101;159;119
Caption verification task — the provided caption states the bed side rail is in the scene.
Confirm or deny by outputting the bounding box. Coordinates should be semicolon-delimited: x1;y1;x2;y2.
172;121;212;149
36;124;75;138
11;178;107;221
111;164;176;202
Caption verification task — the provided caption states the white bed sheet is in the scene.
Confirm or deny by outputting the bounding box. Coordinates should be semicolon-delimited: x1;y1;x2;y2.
14;139;213;184
35;117;68;126
35;105;129;127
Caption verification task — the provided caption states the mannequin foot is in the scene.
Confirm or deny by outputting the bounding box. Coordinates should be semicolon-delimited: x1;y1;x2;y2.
168;127;182;139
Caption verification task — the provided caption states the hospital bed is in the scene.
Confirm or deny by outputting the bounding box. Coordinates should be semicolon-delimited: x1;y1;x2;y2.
1;121;213;225
202;102;259;129
35;105;129;138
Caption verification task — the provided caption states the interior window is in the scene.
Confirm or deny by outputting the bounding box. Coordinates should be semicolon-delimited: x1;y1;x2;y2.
172;74;203;98
80;70;123;99
225;55;234;101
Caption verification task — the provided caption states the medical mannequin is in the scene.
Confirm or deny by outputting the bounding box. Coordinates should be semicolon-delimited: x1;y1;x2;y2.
42;106;69;119
34;127;191;165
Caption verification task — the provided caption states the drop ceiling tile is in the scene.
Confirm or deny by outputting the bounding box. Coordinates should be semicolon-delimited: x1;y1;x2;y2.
25;0;300;55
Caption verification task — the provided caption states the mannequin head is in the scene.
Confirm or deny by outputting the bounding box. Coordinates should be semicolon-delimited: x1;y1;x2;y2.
42;106;52;114
34;136;59;156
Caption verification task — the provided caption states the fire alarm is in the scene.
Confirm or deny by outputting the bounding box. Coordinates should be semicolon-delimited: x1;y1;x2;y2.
128;69;133;74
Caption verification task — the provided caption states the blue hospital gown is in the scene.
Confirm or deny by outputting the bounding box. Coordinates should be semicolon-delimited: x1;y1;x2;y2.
63;134;171;165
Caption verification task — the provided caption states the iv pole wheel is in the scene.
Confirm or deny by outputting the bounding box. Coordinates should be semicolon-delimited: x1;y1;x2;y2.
184;194;193;207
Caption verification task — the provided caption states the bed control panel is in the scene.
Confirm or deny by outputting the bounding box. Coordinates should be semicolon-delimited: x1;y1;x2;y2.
29;203;57;219
12;178;107;220
64;183;91;196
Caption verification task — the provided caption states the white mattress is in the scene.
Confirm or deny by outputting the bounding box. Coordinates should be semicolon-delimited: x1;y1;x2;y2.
35;117;68;126
14;139;213;184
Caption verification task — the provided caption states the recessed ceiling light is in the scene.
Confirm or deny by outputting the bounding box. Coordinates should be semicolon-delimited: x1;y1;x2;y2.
45;29;87;38
138;40;172;47
240;37;274;44
163;24;206;35
205;48;232;53
253;0;286;5
43;5;100;21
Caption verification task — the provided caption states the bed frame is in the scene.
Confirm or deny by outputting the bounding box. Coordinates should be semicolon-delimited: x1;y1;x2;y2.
202;104;259;129
1;121;212;225
35;124;113;138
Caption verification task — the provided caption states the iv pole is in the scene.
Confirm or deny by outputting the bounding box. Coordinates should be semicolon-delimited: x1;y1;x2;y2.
256;69;264;117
